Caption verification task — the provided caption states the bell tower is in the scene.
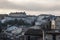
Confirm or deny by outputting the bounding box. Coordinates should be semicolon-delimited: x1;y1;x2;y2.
51;19;56;29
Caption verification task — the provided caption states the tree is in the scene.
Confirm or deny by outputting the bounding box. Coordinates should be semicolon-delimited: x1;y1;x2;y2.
17;19;31;26
6;19;18;25
41;20;51;30
17;19;25;25
0;21;2;32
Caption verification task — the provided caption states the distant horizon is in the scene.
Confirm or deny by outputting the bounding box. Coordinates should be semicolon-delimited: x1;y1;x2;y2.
0;11;57;16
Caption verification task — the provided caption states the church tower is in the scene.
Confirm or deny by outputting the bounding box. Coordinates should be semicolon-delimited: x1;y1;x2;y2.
51;19;56;29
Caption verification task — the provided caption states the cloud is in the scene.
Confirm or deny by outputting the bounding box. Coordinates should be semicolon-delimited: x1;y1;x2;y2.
0;0;60;11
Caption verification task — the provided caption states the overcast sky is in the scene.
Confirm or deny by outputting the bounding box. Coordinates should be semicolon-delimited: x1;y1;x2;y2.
0;0;60;15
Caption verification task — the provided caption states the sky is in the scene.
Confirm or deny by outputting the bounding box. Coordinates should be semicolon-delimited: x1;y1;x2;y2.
0;0;60;16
